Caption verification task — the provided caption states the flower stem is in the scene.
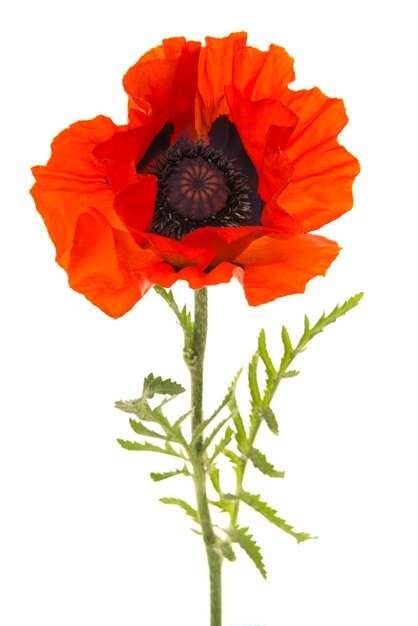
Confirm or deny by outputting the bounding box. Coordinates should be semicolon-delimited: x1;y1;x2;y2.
185;287;222;626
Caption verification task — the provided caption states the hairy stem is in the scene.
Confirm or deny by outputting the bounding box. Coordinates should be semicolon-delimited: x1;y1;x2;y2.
186;288;222;626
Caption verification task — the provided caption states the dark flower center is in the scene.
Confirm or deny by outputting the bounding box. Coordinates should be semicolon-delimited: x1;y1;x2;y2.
150;140;252;239
166;156;230;220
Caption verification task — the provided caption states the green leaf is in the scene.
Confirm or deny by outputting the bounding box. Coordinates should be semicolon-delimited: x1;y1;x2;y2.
219;541;236;562
225;491;312;543
150;467;189;482
226;526;267;578
247;448;285;478
172;411;190;431
202;417;232;452
233;410;248;451
282;370;300;378
207;427;234;465
142;373;185;399
261;406;279;435
208;368;242;422
300;293;364;348
153;286;193;343
258;329;276;379
248;351;262;407
281;325;293;355
190;413;219;445
208;467;222;495
117;439;182;458
129;419;166;440
223;449;241;466
160;497;200;525
115;398;154;421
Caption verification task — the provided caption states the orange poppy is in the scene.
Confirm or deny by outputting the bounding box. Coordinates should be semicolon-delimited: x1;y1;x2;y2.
31;33;359;318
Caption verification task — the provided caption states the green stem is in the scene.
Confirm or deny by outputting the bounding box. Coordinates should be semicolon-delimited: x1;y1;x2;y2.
185;287;222;626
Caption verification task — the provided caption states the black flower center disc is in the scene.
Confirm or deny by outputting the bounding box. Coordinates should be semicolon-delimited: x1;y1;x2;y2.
150;139;252;239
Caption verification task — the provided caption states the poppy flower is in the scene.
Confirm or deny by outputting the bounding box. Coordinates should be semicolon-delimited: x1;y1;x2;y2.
31;32;359;318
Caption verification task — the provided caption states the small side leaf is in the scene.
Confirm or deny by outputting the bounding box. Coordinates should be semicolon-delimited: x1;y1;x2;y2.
258;329;276;379
160;497;200;525
261;406;279;435
115;398;154;421
219;541;236;562
247;448;285;478
207;427;233;465
248;351;262;407
129;419;166;440
226;526;267;578
226;491;313;544
143;374;185;399
202;417;232;452
117;439;182;458
150;467;189;482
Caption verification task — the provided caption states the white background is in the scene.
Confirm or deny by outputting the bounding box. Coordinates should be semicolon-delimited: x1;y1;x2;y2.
1;1;417;625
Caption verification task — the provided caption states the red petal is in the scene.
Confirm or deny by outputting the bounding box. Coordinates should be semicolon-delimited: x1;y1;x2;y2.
235;234;340;305
142;261;237;289
232;42;295;100
225;86;297;199
68;210;157;318
113;176;157;234
123;38;201;139
182;225;272;265
196;32;247;136
31;116;126;270
278;87;360;230
141;232;214;269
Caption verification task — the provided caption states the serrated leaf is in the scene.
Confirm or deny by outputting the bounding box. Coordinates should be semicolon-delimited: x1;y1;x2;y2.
160;497;200;524
261;406;279;435
281;325;293;355
115;398;154;420
223;449;241;466
143;374;185;399
300;293;364;348
172;411;190;431
153;286;193;344
233;410;248;450
226;526;267;578
258;329;276;379
282;370;300;378
209;499;235;515
208;368;242;423
150;467;189;482
202;418;232;452
117;439;182;458
219;541;236;562
247;448;285;478
248;351;262;407
129;419;166;440
209;467;222;494
191;413;218;445
207;426;233;465
225;491;312;544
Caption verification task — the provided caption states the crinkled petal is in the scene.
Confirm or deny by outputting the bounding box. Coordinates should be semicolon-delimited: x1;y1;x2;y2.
141;232;214;269
236;234;340;305
31;116;126;269
232;42;295;100
279;87;360;230
225;86;297;199
123;38;201;139
182;225;275;265
68;210;157;317
142;261;238;289
196;32;247;136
